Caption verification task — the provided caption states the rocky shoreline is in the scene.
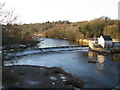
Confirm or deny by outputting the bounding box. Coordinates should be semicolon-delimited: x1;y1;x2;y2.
2;65;84;89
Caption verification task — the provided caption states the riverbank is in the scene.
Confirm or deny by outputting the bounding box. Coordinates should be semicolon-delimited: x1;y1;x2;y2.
2;38;41;53
3;38;120;89
3;65;84;89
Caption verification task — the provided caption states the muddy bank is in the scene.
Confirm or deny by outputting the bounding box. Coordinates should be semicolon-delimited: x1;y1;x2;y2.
3;40;40;52
2;65;84;89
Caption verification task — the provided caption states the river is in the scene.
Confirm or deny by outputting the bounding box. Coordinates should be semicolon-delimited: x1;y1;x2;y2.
37;38;78;48
3;38;120;88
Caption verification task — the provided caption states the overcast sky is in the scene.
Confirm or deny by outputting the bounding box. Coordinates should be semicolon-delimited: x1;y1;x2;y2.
1;0;119;24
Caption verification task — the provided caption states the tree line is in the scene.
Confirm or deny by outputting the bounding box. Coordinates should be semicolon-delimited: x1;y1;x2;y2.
40;17;119;41
1;16;120;46
1;2;119;46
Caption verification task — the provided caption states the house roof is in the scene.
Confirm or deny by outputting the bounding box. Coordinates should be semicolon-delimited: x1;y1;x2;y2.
102;35;112;40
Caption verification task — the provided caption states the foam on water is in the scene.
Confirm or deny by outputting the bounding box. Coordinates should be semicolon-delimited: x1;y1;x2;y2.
5;46;89;58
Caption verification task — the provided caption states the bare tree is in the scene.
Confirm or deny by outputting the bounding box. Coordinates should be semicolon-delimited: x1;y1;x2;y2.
0;2;20;45
0;2;18;25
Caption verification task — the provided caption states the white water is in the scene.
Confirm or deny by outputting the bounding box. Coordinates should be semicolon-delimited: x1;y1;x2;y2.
4;38;120;88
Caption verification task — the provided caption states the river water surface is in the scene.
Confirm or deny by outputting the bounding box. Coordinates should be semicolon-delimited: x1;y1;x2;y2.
37;38;77;48
4;38;120;88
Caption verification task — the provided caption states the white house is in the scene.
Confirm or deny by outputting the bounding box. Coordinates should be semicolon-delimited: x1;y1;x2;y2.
98;35;113;48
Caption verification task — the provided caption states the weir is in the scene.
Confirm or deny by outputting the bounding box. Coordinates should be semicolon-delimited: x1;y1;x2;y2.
5;45;89;58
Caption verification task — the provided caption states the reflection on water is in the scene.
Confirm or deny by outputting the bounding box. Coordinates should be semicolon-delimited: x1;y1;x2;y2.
97;55;105;71
111;53;120;62
88;52;98;61
4;50;120;88
88;52;120;71
37;38;77;48
88;52;105;70
3;37;120;88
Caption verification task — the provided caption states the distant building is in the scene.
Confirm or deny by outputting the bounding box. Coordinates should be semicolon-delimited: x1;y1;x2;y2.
98;35;112;48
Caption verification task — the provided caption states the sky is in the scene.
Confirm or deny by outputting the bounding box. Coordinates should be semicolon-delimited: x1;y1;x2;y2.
0;0;119;24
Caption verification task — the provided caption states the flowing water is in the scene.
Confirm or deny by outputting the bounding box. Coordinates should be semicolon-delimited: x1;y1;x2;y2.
3;38;120;88
37;38;77;48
